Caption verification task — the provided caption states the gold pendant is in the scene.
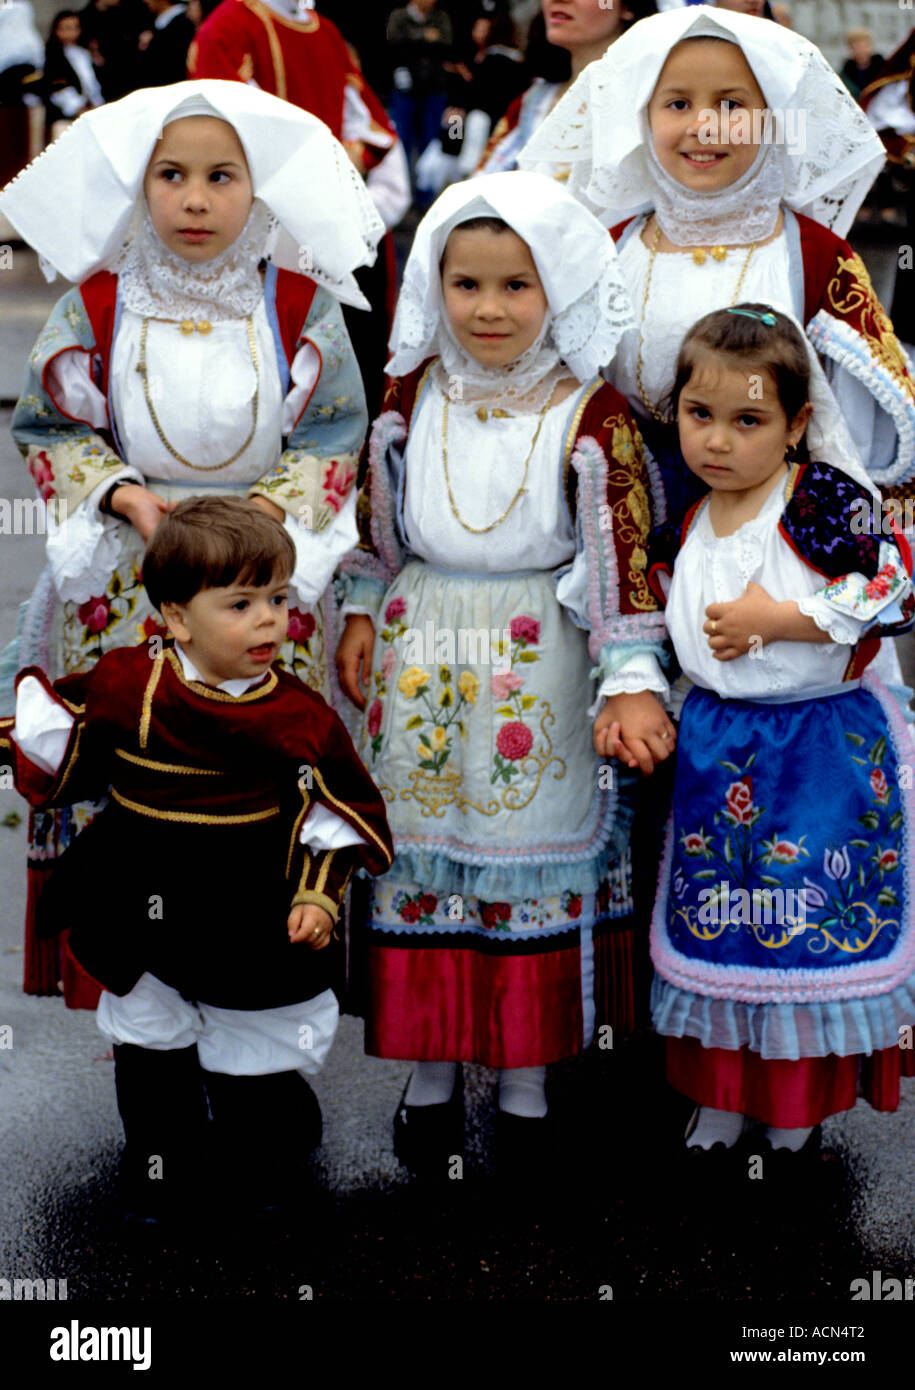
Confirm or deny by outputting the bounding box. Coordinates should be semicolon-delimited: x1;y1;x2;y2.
476;406;488;422
180;320;195;335
691;249;706;266
711;246;727;262
197;320;212;335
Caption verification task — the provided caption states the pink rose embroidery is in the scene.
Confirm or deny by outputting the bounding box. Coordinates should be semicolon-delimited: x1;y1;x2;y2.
385;597;407;624
491;671;525;700
870;768;889;803
496;721;533;762
323;458;355;513
77;595;111;635
510;615;540;645
382;648;396;681
287;608;316;644
682;832;710;857
879;849;899;872
771;840;801;864
725;776;754;825
28;450;56;502
367;699;383;738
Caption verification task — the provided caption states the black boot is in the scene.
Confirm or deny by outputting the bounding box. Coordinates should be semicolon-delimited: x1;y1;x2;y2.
203;1070;322;1216
112;1043;210;1226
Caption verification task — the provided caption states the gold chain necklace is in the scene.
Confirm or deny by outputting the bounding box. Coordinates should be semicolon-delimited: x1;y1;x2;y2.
636;221;758;423
441;394;549;534
136;317;260;472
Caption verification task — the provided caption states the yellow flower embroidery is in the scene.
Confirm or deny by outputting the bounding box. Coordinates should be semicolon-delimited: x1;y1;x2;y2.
458;671;479;704
399;666;430;698
417;741;433;761
430;727;447;751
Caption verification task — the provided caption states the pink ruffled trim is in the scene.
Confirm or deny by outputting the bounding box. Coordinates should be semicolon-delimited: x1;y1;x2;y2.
571;434;666;662
339;411;405;590
650;672;915;1004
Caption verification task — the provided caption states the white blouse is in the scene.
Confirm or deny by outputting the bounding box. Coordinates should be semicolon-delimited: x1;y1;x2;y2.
401;379;667;701
402;383;579;574
666;475;865;702
43;300;356;606
611;222;795;420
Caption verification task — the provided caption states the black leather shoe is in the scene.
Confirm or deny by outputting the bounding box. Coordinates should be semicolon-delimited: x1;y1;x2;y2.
393;1068;464;1177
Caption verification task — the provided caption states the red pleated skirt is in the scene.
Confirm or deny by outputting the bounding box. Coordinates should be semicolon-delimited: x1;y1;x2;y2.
667;1034;915;1126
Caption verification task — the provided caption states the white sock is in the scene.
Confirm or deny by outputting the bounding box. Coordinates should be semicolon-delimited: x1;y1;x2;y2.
686;1106;745;1150
404;1061;458;1106
764;1125;814;1152
497;1066;547;1118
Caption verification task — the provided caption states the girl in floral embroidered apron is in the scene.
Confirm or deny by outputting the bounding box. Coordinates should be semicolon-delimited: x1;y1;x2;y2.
644;305;915;1159
337;173;673;1154
0;79;383;1005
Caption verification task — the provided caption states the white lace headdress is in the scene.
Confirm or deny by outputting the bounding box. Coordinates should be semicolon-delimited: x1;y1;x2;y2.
386;170;636;400
0;79;384;308
519;5;886;241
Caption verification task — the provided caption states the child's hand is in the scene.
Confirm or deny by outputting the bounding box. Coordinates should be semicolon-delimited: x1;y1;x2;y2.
249;494;285;524
288;903;334;949
704;581;780;661
335;615;375;710
593;690;676;776
110;484;174;540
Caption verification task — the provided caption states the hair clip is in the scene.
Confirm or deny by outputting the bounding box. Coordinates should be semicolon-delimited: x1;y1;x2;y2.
727;308;778;326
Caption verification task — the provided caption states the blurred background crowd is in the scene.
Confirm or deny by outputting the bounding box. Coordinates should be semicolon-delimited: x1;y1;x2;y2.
1;0;914;342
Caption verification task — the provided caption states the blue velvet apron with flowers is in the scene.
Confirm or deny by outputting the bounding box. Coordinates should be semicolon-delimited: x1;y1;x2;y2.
651;680;915;1007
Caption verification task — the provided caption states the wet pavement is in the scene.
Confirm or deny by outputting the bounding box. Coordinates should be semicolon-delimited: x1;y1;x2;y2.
1;238;915;1364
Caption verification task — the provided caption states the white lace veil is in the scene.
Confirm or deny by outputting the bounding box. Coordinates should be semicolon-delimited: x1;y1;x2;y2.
0;80;384;308
386;171;636;401
519;5;886;240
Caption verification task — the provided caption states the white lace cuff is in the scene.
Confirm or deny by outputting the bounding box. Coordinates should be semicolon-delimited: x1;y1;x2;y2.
299;802;366;851
588;651;669;716
797;594;863;646
14;676;74;775
46;468;143;604
598;650;670;700
286;489;359;604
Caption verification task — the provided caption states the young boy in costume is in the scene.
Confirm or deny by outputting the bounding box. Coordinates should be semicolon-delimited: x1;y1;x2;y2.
0;497;393;1222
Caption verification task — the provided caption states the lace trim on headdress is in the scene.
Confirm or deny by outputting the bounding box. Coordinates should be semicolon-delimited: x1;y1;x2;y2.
115;200;274;321
389;266;635;410
645;132;785;247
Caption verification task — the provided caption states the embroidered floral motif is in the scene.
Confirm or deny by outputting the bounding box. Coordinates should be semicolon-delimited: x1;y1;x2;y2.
365;598;411;763
491;614;541;785
392;889;439;925
323;457;355;514
70;566;144;660
672;732;903;954
276;603;325;693
28;450;56;501
827;253;915;398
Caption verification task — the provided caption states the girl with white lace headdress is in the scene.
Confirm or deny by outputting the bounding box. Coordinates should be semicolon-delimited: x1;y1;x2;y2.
336;171;671;1160
642;304;915;1158
0;78;383;1007
520;5;915;519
